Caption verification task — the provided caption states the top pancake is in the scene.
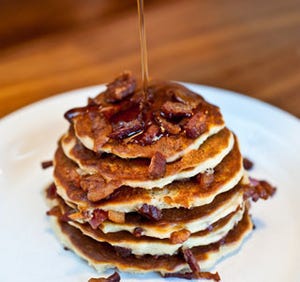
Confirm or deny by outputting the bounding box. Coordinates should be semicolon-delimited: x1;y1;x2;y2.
71;81;225;162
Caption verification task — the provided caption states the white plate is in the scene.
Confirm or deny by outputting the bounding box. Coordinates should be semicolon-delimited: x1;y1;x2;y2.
0;84;299;282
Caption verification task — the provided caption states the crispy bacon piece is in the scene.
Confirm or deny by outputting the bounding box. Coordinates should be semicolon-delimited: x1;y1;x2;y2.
196;170;214;189
163;271;220;281
46;206;61;218
46;206;71;222
88;272;120;282
81;175;119;202
244;177;276;201
184;111;207;138
46;183;57;199
154;113;181;135
138;204;162;221
108;210;125;223
110;119;144;140
89;209;108;229
149;152;166;179
64;105;99;122
243;158;254;170
41;160;53;169
141;124;161;145
161;101;193;119
133;227;144;237
181;248;200;274
114;246;132;257
170;229;191;244
105;71;136;103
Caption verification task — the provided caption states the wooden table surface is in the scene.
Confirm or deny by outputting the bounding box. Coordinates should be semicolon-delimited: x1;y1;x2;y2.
0;0;299;119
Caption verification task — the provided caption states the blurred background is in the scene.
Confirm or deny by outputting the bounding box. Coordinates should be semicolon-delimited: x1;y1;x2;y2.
0;0;299;118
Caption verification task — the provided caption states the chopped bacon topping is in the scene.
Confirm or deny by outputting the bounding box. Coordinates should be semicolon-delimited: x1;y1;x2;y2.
244;177;276;201
243;158;254;170
196;170;214;189
140;124;161;145
64;105;99;122
110;119;144;140
46;206;71;222
46;206;61;218
154;113;181;135
149;152;166;179
105;71;136;103
170;229;191;244
108;210;125;223
41;160;53;169
88;271;120;282
161;101;193;119
184;111;207;138
138;204;162;221
176;248;221;281
46;183;57;199
81;175;119;202
133;227;144;237
163;271;220;281
181;248;200;274
89;209;108;229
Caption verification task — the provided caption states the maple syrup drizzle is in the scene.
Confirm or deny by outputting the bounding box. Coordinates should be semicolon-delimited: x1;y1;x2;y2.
137;0;149;95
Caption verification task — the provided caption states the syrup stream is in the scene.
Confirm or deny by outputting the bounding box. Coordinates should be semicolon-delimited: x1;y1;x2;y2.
137;0;149;95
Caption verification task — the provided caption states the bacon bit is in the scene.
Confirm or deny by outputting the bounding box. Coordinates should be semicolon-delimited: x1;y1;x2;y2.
81;175;119;202
105;71;136;103
163;271;220;281
88;271;120;282
89;209;108;229
243;158;254;170
170;229;191;244
180;248;200;274
141;124;161;145
108;210;125;223
41;160;53;169
46;206;71;222
154;113;181;135
46;206;61;217
184;111;207;138
64;105;99;122
80;175;105;192
196;170;214;189
149;152;166;179
244;177;276;202
46;183;57;199
133;227;144;237
115;246;132;257
161;101;193;119
110;119;144;140
138;204;162;221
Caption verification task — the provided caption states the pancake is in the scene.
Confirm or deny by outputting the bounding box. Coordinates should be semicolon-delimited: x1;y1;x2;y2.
53;134;244;212
99;185;244;238
72;81;225;162
48;193;245;255
49;209;252;274
61;127;234;190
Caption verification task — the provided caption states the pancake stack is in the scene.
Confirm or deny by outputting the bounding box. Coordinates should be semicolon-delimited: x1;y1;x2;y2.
45;72;275;280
